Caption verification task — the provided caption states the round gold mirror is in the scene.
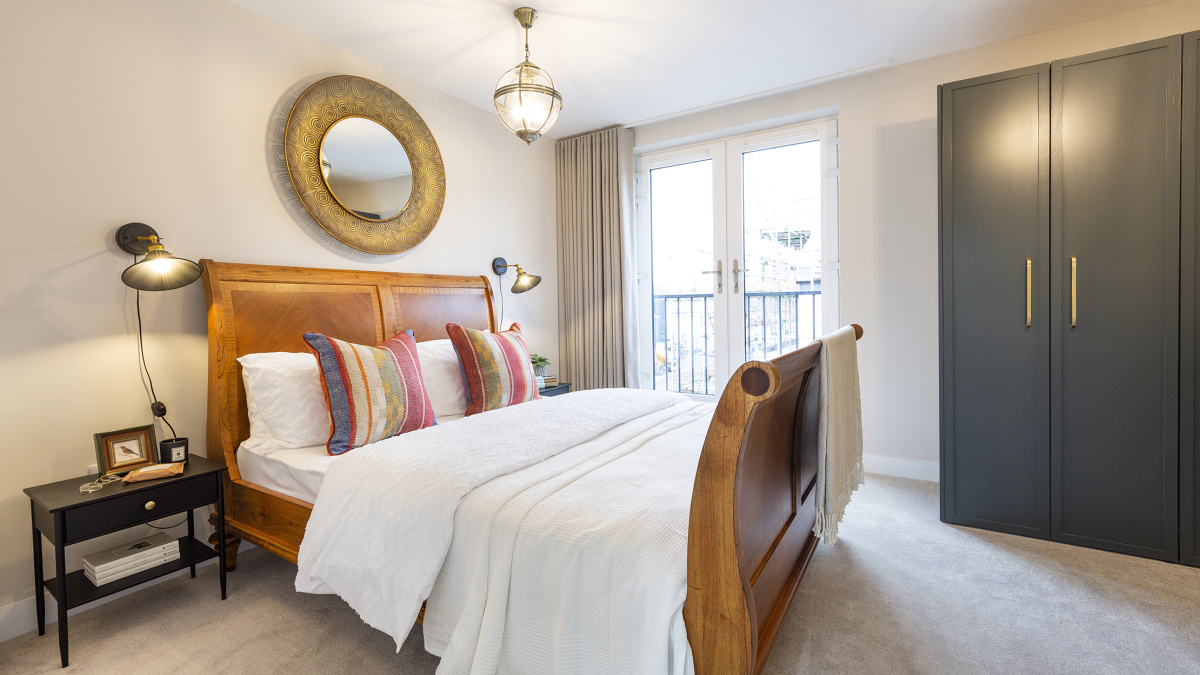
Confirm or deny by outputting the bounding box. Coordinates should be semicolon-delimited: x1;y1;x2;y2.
284;75;445;254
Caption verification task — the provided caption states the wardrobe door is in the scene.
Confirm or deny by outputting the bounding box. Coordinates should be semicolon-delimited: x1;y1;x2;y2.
1051;37;1181;561
1184;30;1200;568
940;66;1050;537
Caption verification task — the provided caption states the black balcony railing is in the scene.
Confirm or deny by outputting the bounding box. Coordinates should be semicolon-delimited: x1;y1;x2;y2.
651;290;821;395
744;290;822;362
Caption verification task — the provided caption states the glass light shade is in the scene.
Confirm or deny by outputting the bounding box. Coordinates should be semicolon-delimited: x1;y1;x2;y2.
512;268;541;293
494;62;562;144
121;248;202;291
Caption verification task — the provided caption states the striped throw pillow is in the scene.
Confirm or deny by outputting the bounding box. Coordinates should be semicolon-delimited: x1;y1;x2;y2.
303;329;436;455
446;322;540;416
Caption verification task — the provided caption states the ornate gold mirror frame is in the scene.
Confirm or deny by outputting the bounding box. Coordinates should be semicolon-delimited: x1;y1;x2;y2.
284;75;445;254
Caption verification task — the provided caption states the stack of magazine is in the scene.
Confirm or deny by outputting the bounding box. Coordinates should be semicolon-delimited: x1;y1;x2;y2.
83;532;180;587
535;375;559;389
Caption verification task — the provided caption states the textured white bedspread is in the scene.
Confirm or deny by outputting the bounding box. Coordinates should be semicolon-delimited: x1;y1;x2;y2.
423;399;714;675
295;388;687;654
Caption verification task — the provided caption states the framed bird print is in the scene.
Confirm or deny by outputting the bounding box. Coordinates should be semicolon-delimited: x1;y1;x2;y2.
94;424;157;476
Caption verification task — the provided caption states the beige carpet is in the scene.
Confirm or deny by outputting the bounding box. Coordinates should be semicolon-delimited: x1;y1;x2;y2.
3;475;1199;674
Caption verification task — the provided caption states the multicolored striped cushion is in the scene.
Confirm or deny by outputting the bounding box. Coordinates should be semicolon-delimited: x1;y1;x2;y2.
446;322;540;416
303;329;436;455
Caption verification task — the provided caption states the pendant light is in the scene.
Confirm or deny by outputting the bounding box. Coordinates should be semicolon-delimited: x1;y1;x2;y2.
493;7;562;144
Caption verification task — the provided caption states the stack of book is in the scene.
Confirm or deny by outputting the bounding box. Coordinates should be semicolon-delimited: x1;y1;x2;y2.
536;375;559;389
83;532;180;587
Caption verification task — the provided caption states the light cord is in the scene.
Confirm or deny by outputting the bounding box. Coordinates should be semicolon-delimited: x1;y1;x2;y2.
146;515;189;530
135;282;178;440
497;273;506;327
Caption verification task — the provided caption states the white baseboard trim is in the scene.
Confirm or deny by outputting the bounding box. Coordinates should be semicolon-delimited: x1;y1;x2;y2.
863;453;939;482
0;542;253;645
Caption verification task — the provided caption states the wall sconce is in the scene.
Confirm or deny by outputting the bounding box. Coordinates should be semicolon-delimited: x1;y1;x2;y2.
491;257;541;293
114;222;201;450
116;222;201;291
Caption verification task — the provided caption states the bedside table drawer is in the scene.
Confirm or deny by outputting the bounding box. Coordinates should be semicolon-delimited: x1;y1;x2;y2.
64;474;218;543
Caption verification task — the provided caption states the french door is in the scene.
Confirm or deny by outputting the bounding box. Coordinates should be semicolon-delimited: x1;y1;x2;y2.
636;120;840;396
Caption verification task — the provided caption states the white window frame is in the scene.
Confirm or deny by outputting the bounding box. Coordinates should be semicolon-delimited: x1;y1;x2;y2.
633;118;839;394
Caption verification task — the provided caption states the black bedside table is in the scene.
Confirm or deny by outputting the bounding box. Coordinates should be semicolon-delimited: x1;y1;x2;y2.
539;382;571;397
25;454;228;668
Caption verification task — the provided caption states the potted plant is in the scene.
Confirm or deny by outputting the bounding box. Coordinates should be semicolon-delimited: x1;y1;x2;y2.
530;354;550;377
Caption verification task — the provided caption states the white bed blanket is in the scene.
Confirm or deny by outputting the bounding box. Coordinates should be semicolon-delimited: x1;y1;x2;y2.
295;388;687;651
424;399;715;675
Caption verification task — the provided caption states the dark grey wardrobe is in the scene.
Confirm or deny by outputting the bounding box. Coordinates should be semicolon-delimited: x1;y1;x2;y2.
940;34;1198;565
1184;31;1200;568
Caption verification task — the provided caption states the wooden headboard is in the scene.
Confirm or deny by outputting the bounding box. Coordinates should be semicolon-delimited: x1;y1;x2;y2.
200;260;496;480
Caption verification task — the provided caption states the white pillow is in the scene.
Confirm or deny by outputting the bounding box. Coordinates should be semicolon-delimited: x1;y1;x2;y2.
238;352;330;453
417;339;469;418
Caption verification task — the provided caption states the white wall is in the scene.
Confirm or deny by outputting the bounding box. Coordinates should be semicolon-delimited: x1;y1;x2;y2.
0;0;557;619
634;0;1200;482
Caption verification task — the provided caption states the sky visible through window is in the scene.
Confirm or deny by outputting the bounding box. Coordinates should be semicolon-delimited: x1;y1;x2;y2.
649;159;714;295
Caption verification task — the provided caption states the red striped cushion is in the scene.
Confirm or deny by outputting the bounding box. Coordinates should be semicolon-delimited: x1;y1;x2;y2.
304;329;436;455
446;322;540;416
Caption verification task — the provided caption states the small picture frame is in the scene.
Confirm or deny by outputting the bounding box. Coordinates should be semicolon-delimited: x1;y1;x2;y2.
94;424;157;476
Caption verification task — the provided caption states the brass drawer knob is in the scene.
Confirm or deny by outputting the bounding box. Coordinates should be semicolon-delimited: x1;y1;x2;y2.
144;500;156;511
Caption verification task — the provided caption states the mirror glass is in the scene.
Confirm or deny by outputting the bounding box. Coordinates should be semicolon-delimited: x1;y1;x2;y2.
320;117;413;220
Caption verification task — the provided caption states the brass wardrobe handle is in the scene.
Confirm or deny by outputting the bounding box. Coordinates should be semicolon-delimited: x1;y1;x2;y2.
1026;259;1032;328
1071;256;1077;328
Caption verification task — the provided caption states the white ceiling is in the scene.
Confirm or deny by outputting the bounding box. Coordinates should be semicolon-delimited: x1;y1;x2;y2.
230;0;1168;138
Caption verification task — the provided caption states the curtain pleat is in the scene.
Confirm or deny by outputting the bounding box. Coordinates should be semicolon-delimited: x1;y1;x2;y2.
555;127;635;390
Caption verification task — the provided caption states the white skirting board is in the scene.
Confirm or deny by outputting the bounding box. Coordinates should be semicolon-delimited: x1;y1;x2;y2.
0;543;251;645
863;453;940;482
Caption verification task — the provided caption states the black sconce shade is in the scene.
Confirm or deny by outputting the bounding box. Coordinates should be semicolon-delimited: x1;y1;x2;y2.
116;223;202;292
491;256;541;294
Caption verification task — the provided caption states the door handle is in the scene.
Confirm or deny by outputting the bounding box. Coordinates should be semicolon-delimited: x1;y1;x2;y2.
1026;258;1032;328
731;259;744;293
1071;256;1077;328
701;259;723;293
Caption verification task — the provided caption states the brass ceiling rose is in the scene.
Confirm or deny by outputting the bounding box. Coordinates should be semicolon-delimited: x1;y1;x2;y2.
284;75;445;254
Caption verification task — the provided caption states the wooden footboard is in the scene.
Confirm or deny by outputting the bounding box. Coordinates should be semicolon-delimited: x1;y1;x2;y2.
685;325;862;675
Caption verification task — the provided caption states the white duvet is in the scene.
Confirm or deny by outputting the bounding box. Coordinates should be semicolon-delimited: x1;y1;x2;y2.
426;399;714;674
296;388;700;672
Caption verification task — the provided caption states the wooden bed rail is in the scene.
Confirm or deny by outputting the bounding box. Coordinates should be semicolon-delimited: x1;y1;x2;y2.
685;324;863;675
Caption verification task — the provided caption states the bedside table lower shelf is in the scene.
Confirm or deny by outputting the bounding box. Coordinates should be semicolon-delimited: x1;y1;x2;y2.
45;536;218;610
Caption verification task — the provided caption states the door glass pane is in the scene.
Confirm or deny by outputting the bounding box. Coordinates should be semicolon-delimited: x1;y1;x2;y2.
650;160;716;394
742;140;822;361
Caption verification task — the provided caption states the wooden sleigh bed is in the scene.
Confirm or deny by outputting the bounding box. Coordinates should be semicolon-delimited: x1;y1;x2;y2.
201;259;862;675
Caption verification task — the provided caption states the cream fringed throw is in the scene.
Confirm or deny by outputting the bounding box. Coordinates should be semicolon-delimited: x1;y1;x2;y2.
813;325;865;544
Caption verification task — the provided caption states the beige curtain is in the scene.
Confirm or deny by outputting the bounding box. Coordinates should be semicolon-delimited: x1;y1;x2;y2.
556;126;639;390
